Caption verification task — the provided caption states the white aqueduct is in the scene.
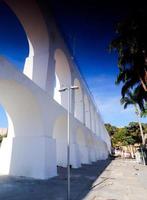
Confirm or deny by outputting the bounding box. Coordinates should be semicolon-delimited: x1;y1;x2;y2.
0;0;111;179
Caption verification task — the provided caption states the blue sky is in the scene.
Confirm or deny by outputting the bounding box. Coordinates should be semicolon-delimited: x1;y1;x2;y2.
0;1;146;127
0;2;28;127
51;0;146;127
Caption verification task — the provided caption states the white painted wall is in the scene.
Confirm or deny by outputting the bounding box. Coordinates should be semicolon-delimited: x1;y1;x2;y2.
54;49;71;109
5;0;49;90
76;128;89;164
74;79;84;123
84;95;91;129
0;0;111;180
0;59;57;179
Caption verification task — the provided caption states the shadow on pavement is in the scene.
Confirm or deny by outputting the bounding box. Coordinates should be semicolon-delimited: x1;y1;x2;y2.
0;157;113;200
71;157;113;200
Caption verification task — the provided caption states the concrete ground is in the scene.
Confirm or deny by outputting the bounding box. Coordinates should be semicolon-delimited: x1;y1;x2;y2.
84;158;147;200
0;158;147;200
0;159;111;200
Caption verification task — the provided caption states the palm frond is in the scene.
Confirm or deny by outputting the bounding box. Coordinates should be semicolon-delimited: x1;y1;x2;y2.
121;79;138;97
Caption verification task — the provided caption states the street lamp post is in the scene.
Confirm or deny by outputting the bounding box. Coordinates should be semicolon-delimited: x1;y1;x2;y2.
59;85;79;200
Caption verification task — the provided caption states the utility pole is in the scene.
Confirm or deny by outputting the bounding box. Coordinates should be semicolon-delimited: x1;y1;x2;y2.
59;85;79;200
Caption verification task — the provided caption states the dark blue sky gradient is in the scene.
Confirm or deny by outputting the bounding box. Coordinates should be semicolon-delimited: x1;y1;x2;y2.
0;2;29;71
0;2;29;127
50;1;146;126
50;0;133;78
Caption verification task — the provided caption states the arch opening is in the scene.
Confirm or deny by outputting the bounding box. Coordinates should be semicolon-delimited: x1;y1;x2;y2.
95;114;100;136
54;49;71;109
87;134;97;162
76;128;89;164
0;105;9;145
76;128;86;146
0;77;53;177
53;116;68;167
0;79;43;138
84;95;91;129
0;2;29;71
90;105;96;133
2;0;49;89
74;79;84;122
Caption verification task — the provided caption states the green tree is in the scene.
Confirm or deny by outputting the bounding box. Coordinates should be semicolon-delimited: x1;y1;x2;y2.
112;127;135;147
141;103;147;117
105;123;118;136
127;122;143;143
105;122;147;147
0;135;2;143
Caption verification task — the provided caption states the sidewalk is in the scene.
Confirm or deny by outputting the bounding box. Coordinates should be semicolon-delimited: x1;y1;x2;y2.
0;158;146;200
84;158;147;200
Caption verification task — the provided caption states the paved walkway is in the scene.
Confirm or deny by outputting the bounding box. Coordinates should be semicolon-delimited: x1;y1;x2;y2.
84;158;147;200
0;158;147;200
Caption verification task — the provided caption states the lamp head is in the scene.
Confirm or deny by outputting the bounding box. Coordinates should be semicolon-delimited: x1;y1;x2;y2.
58;87;68;92
70;86;79;90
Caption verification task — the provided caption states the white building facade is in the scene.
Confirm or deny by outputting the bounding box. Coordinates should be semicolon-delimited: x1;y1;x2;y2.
0;0;111;179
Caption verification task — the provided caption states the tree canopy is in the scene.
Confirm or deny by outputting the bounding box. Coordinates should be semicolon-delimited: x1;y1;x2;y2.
110;10;147;111
105;122;147;147
105;123;117;136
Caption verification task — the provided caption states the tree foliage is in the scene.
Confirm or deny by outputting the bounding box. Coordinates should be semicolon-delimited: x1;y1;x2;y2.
110;10;147;111
112;128;135;146
105;123;118;136
141;102;147;117
0;135;2;143
105;122;147;147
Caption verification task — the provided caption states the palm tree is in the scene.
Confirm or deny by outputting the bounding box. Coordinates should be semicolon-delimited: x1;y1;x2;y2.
116;69;147;112
141;102;147;117
121;91;145;145
110;10;147;102
121;90;146;164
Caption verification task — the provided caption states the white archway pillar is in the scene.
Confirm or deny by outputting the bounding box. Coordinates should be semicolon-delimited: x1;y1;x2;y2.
0;59;57;179
74;79;84;123
84;95;91;129
76;129;90;164
90;105;95;133
53;49;71;110
53;115;81;168
94;111;97;134
5;0;49;90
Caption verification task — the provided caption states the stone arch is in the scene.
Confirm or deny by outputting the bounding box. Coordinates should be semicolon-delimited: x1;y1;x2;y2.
4;0;49;89
53;116;67;141
98;140;109;160
93;110;97;134
95;113;100;136
74;79;84;122
76;128;86;146
54;49;71;110
0;2;29;72
84;95;91;129
0;60;57;179
90;104;96;133
0;78;50;177
53;115;68;167
87;134;97;162
76;128;89;164
0;105;8;128
0;80;43;138
0;106;14;139
53;115;81;168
